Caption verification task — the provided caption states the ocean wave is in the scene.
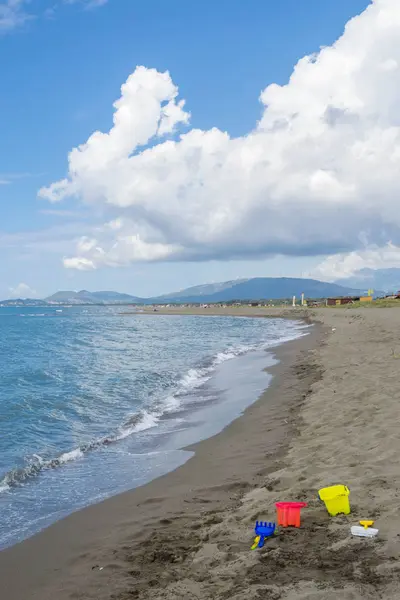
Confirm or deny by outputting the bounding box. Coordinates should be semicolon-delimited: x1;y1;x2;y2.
113;410;159;441
0;349;242;492
157;343;264;416
0;326;309;493
18;313;57;317
0;448;84;492
0;409;159;492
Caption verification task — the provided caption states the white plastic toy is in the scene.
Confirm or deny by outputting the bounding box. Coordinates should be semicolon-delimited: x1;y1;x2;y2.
351;520;378;538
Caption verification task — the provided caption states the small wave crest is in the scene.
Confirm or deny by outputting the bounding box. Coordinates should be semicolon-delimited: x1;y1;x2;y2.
0;410;158;492
0;448;84;492
113;411;159;441
160;344;256;414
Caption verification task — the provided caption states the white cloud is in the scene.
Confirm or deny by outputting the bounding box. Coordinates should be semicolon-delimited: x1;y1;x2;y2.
311;243;400;281
0;0;32;32
0;172;35;181
63;256;96;270
62;228;182;269
63;0;109;8
0;0;107;32
40;0;400;271
84;0;108;7
8;282;37;298
0;173;38;186
40;208;86;217
0;220;98;261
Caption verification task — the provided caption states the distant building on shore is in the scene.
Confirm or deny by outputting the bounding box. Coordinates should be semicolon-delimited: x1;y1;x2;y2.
327;293;374;306
327;296;360;306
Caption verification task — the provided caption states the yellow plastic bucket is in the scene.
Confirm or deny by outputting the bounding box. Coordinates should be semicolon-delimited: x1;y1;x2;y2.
318;485;350;516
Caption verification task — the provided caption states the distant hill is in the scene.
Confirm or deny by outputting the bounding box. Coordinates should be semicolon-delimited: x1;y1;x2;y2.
45;290;143;304
91;291;143;302
0;298;47;307
152;277;363;303
158;279;249;300
335;268;400;294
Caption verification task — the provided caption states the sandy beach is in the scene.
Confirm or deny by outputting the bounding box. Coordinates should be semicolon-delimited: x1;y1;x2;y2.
1;306;400;599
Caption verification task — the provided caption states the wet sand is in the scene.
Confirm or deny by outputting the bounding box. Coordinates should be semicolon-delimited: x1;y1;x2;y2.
1;307;400;599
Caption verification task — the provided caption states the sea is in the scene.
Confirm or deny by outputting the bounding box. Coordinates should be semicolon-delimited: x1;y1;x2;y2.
0;306;309;549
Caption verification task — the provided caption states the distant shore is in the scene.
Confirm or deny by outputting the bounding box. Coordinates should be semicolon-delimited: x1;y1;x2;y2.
121;305;311;319
1;307;400;599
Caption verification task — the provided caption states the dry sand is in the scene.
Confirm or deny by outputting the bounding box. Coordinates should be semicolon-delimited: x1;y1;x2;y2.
1;306;400;599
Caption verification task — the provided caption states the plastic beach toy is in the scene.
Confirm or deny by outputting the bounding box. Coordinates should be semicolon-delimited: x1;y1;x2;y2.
251;521;276;549
351;520;378;537
251;536;261;550
351;525;379;538
360;520;374;528
318;485;350;516
275;502;307;528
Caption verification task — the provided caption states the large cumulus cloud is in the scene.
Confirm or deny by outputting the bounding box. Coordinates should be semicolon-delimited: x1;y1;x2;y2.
39;0;400;271
311;242;400;280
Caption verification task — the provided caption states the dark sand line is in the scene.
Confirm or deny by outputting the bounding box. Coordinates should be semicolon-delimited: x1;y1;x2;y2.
120;306;308;319
0;314;321;600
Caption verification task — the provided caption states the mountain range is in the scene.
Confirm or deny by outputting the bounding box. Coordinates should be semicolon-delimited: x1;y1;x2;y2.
147;277;364;304
0;277;371;306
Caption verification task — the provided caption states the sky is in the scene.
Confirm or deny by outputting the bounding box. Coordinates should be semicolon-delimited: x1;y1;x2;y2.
2;0;400;298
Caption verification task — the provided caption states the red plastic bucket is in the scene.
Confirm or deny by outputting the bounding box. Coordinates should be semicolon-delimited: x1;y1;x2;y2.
275;502;307;527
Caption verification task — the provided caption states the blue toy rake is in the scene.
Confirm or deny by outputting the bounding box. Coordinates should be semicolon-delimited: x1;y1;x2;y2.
251;521;276;549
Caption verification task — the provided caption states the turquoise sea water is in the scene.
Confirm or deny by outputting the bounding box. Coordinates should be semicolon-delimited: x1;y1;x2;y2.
0;306;308;548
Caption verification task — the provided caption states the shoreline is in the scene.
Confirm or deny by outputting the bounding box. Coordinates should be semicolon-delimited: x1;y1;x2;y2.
0;311;319;600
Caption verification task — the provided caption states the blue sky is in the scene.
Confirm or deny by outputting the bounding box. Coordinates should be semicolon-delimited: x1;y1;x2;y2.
0;0;389;298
